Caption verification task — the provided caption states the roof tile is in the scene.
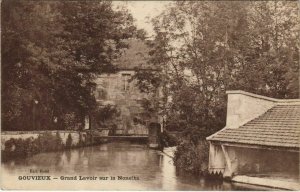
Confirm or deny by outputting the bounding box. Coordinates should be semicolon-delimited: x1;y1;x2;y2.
208;104;300;148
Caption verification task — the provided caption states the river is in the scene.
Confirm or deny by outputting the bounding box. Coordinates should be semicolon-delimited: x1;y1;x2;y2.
1;142;271;190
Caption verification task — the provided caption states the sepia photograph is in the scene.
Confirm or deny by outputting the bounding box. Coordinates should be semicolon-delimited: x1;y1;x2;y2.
1;0;299;190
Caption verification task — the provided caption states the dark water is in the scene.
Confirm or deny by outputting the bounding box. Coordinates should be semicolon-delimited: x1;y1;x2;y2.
1;142;271;190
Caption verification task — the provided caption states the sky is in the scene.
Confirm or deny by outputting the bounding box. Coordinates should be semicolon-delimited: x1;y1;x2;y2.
113;1;172;37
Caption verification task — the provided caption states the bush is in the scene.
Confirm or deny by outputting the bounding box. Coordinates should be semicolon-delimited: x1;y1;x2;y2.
173;140;209;175
4;138;31;158
78;133;88;147
93;105;120;128
2;132;64;161
160;131;179;147
66;133;73;148
35;132;64;152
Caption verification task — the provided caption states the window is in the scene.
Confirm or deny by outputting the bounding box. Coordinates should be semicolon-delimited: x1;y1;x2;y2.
95;87;107;100
122;73;131;91
97;89;107;100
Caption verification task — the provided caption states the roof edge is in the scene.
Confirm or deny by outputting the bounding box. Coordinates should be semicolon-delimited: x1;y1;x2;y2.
206;127;228;141
226;90;300;104
117;67;160;71
207;140;300;151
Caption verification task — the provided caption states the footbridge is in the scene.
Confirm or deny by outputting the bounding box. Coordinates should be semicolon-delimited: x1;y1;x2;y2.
91;123;161;149
94;135;148;139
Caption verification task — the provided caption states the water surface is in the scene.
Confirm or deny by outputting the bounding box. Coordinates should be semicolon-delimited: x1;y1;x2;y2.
1;142;271;190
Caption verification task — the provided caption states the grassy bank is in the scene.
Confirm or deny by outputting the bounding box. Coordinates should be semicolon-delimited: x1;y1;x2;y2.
1;131;94;162
173;140;209;175
159;131;209;175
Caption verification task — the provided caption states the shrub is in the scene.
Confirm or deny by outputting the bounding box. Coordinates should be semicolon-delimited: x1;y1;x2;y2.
159;131;179;147
4;138;15;152
78;133;87;147
3;137;39;160
66;133;73;148
93;105;120;127
173;140;209;175
63;112;83;130
35;132;63;152
2;132;64;161
55;132;64;150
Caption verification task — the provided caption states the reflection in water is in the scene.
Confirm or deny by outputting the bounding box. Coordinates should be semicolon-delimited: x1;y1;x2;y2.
2;142;270;190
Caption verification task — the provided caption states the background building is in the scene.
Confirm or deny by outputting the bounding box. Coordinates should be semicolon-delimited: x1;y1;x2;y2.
90;39;161;136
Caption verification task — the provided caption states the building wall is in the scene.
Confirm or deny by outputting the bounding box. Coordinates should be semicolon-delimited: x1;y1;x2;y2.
209;143;299;180
208;142;226;174
92;71;159;135
226;91;275;128
236;147;298;176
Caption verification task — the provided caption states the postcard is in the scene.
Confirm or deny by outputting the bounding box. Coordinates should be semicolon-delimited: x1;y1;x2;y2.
1;0;299;191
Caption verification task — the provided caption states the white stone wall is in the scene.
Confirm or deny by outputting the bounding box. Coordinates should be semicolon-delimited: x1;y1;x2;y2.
1;131;87;151
208;143;226;174
209;143;299;179
226;91;275;128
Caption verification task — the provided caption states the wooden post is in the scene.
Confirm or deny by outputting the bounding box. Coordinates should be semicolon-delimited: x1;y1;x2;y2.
148;123;160;149
221;145;233;178
84;115;90;130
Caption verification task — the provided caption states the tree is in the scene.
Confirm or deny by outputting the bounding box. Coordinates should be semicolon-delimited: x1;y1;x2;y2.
135;1;299;139
2;1;138;130
133;1;299;174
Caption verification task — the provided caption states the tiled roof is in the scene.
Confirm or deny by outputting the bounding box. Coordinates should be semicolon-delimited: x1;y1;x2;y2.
207;104;300;148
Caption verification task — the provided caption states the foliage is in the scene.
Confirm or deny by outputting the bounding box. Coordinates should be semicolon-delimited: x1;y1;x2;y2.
63;112;82;130
159;131;179;147
92;104;120;129
134;1;299;140
35;132;63;152
174;140;209;175
116;38;152;70
66;133;73;149
132;1;299;174
1;1;139;131
2;132;64;161
78;133;84;147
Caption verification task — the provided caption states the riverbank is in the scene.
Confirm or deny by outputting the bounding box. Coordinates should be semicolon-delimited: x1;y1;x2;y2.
1;130;107;161
232;175;300;190
162;146;176;158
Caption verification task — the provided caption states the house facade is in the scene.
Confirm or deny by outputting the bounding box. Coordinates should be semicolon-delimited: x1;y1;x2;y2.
88;39;162;139
207;90;300;190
